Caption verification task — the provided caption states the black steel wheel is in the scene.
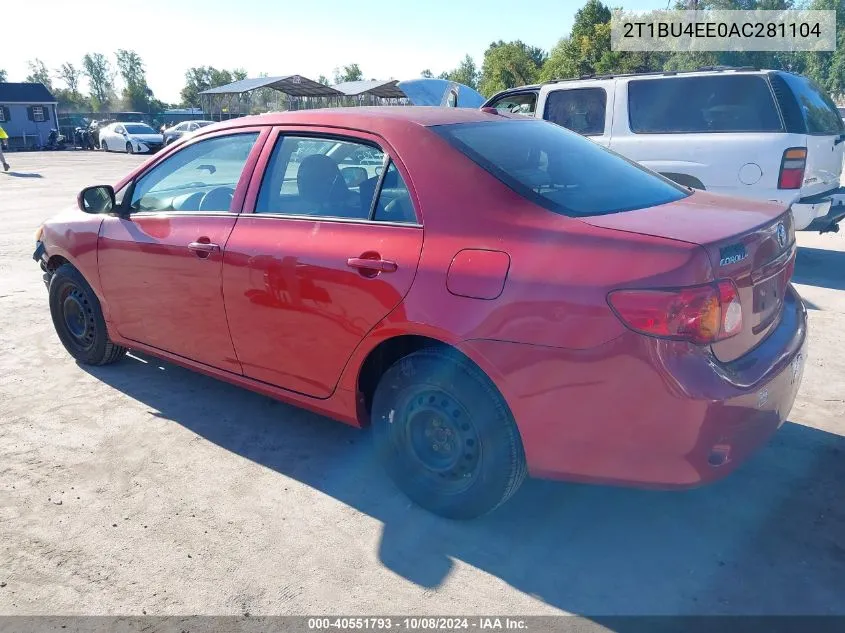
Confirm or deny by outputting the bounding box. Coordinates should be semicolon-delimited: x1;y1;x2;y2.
49;264;126;365
372;347;526;519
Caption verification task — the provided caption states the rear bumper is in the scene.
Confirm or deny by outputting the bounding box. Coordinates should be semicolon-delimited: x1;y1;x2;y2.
792;186;845;232
458;286;807;488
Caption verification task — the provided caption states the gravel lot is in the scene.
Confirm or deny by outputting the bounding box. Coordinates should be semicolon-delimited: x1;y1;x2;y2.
1;152;843;616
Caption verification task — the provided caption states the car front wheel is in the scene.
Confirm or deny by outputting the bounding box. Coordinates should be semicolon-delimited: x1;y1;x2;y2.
372;347;527;519
101;140;108;152
48;264;126;365
126;141;134;154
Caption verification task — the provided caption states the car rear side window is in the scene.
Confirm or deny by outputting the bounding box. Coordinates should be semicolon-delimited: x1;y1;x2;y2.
434;120;688;217
544;88;607;136
628;75;782;133
778;72;844;135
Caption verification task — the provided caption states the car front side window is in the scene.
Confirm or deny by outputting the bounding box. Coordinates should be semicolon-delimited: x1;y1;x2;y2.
128;132;259;213
488;92;538;116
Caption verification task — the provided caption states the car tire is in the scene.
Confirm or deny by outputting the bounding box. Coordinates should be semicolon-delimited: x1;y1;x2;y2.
126;141;134;154
101;140;108;152
372;347;527;519
48;264;126;366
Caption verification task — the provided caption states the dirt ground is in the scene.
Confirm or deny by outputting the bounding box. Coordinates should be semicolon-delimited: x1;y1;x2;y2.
0;152;843;617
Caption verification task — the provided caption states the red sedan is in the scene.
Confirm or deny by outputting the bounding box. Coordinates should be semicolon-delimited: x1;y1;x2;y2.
34;107;807;519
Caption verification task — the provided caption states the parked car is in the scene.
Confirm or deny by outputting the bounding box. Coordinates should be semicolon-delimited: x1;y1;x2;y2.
33;107;806;519
163;120;215;145
484;68;845;234
99;122;164;154
88;119;115;149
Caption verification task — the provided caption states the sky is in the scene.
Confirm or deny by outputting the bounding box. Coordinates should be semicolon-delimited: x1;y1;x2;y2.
5;0;665;104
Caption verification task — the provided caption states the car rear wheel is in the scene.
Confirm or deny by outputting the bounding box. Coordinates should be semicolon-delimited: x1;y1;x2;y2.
126;141;134;154
49;264;126;365
372;347;527;519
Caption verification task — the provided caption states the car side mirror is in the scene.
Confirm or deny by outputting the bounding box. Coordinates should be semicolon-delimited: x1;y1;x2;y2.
78;185;116;214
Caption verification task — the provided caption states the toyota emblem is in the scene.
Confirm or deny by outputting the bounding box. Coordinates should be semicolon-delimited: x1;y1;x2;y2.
776;222;787;248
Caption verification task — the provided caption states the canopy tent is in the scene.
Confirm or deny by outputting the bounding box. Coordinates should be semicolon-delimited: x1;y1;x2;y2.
199;75;343;119
332;80;408;104
198;75;486;119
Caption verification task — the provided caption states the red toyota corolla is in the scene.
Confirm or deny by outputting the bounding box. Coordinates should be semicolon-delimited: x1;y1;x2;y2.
33;107;807;519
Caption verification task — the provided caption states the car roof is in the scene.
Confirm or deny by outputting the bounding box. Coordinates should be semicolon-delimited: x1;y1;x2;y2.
488;67;782;99
219;106;510;132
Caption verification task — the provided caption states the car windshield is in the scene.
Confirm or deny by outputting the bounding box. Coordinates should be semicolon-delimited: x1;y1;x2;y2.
433;119;689;217
196;121;213;127
125;124;156;134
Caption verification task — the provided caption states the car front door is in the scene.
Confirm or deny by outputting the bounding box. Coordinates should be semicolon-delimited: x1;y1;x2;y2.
97;127;268;372
221;128;424;397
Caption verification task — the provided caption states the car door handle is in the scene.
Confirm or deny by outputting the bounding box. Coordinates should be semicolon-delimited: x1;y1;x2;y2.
346;257;398;273
188;241;220;253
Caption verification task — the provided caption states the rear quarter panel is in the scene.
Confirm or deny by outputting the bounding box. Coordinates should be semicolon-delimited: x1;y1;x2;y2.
338;125;715;400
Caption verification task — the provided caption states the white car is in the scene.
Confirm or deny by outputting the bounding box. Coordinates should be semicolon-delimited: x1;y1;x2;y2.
485;68;845;233
100;122;164;154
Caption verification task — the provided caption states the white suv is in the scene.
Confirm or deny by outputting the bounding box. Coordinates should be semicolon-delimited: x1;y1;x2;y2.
484;68;845;232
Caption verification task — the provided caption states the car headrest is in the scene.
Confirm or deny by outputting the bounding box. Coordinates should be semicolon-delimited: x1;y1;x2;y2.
297;154;347;205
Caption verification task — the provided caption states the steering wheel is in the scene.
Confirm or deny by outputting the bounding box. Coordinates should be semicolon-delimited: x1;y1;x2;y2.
172;191;204;211
198;186;235;212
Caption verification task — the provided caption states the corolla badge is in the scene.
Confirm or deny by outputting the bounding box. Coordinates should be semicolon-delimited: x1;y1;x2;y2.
776;222;787;248
719;243;747;267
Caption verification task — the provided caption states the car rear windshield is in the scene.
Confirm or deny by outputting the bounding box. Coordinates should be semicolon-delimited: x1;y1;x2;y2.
628;75;782;133
779;73;844;135
433;120;689;217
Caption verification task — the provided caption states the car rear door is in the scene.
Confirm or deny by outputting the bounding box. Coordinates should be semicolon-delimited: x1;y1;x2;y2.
537;81;615;147
97;126;269;372
221;127;424;398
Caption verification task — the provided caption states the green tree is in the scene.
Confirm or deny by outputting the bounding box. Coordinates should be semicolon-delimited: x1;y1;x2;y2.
56;62;82;93
420;69;434;78
479;41;546;96
0;69;6;82
54;89;91;112
82;53;114;111
26;59;53;90
540;0;615;81
802;0;845;99
116;49;155;111
441;54;479;89
333;64;363;83
180;66;246;107
318;74;330;85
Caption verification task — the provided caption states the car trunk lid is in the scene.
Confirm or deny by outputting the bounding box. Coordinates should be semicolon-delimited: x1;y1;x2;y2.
580;191;795;362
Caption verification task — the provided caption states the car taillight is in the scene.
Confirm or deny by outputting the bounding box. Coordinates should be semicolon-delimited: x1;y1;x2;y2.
608;280;743;345
778;148;806;189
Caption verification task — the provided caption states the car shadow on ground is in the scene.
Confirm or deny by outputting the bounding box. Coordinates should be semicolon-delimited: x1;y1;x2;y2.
1;171;43;178
82;353;845;616
794;246;845;291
